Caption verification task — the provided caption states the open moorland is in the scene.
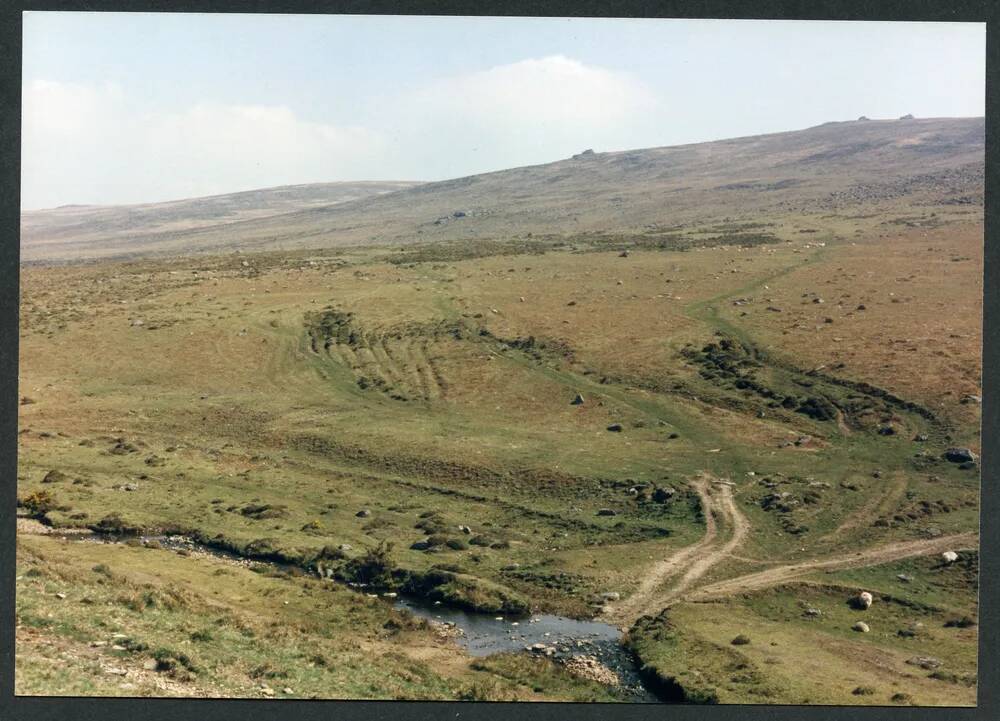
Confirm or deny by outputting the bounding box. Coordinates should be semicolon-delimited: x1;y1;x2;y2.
16;117;982;704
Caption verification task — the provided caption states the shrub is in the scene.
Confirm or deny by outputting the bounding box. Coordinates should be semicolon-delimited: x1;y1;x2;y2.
338;541;396;588
19;490;58;517
91;513;143;536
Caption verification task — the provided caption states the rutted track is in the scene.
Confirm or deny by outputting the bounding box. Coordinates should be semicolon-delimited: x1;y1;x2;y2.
689;531;978;600
603;475;749;626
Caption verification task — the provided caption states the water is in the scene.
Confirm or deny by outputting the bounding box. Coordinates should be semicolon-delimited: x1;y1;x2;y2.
58;531;660;702
394;597;658;702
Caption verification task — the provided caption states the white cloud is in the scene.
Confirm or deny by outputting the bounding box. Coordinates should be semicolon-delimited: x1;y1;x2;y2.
387;55;664;175
22;56;665;208
22;79;387;209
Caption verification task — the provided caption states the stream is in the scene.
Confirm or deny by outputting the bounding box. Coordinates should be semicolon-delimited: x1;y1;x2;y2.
54;530;660;702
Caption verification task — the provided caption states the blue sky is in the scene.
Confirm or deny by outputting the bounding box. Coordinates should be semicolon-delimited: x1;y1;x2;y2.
22;13;985;209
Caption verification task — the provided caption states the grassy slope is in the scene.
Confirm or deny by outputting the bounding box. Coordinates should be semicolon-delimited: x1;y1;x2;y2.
16;125;982;703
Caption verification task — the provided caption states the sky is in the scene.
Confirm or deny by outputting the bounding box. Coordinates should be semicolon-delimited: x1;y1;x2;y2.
21;13;986;210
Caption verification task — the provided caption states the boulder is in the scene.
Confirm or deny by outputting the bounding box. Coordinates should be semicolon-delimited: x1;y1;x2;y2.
652;487;675;503
853;621;870;633
570;393;585;405
41;470;68;484
942;550;959;564
854;591;874;610
606;423;623;432
943;448;977;464
355;509;371;518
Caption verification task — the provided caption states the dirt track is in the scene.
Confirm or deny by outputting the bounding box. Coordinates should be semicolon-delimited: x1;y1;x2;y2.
690;531;979;600
602;474;749;626
602;470;977;627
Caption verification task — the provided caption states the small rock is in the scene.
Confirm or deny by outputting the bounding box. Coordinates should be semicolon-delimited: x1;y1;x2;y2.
852;621;870;633
355;509;371;518
907;656;942;670
570;393;585;405
55;592;66;600
596;509;617;517
606;423;623;432
942;550;959;564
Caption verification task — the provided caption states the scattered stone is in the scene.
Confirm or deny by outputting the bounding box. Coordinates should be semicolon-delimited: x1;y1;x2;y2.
854;591;874;610
570;393;585;405
619;250;630;258
942;550;959;564
804;607;822;617
897;574;913;583
606;423;623;432
852;621;870;633
913;434;928;442
55;592;66;600
563;655;620;686
458;525;472;534
282;687;294;695
600;591;621;602
596;509;617;517
731;634;751;645
355;509;371;518
960;395;981;405
20;396;35;405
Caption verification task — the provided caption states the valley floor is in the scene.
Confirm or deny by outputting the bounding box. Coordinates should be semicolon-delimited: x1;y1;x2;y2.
16;215;982;704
